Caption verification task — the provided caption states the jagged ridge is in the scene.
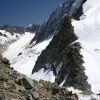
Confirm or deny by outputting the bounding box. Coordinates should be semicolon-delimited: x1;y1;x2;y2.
30;0;87;44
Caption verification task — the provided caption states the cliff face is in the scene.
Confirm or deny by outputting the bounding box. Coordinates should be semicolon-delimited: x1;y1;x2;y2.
0;55;78;100
32;17;91;93
30;0;87;44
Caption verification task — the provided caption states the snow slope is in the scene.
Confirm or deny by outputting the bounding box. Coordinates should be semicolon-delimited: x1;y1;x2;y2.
11;38;52;77
3;31;52;77
31;68;55;83
3;32;35;61
72;0;100;93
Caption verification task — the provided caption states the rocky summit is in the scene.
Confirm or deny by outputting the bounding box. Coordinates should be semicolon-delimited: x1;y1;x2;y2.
0;55;78;100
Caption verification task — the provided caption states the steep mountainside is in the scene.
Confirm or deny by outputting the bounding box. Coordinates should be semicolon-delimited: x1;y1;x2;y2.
32;17;91;93
30;0;86;44
0;25;39;34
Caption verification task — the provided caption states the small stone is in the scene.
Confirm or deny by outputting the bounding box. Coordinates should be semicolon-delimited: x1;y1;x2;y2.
32;91;39;99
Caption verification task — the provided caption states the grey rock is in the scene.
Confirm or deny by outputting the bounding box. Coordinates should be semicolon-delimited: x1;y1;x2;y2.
18;77;33;89
0;71;9;81
32;91;39;99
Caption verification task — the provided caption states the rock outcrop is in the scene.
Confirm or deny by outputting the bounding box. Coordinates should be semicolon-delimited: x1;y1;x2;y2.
0;55;78;100
32;17;91;93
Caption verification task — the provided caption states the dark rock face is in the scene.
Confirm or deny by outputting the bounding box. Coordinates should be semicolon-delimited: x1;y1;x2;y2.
30;0;87;44
0;55;78;100
32;17;91;93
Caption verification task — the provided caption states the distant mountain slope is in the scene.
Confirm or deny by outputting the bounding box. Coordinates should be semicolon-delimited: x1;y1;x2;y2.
0;25;25;35
0;24;39;53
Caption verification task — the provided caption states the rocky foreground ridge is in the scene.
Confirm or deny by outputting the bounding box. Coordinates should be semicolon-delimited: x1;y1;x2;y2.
0;55;78;100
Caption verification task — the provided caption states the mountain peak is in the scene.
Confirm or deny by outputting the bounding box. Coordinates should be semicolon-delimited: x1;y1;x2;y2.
30;0;87;44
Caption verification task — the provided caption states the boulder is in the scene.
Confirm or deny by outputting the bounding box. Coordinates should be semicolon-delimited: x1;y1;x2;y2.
17;77;33;89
